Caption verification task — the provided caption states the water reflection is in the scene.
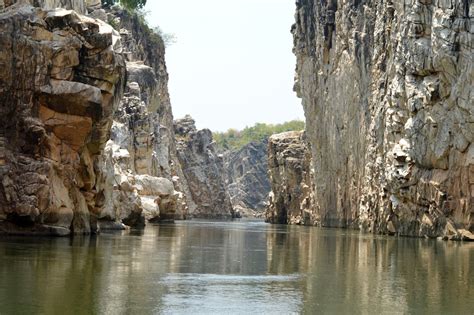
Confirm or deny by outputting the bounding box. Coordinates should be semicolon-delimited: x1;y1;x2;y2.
0;221;473;314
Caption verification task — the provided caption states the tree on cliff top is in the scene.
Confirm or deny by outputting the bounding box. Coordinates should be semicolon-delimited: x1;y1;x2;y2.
102;0;147;10
213;120;305;151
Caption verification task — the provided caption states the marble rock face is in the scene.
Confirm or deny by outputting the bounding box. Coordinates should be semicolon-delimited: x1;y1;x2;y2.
265;131;315;225
174;115;234;218
0;3;125;235
93;6;191;226
293;0;473;239
224;140;271;217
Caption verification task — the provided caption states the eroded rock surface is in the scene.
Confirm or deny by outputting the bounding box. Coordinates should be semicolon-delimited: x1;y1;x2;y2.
224;140;270;217
293;0;473;238
0;1;190;234
265;131;314;225
174;115;234;218
0;3;125;235
93;6;189;226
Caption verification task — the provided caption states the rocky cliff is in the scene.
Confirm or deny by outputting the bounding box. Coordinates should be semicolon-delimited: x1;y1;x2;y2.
293;0;473;239
265;131;314;225
0;0;189;234
224;140;270;217
93;6;190;228
174;115;234;218
0;1;125;235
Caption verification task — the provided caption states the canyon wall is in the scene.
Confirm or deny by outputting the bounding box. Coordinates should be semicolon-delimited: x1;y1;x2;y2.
265;131;315;225
224;140;270;217
0;1;125;235
174;116;234;218
293;0;473;239
93;6;190;228
0;0;192;234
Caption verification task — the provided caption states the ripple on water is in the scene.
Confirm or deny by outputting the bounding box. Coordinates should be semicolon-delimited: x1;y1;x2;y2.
158;273;303;314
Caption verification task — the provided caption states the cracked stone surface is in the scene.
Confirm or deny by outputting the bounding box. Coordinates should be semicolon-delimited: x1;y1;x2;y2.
224;140;270;218
293;0;473;239
0;3;125;235
265;131;315;225
174;115;234;219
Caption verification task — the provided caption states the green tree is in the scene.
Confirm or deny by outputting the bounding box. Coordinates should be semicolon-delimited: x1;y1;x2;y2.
213;120;305;151
101;0;147;10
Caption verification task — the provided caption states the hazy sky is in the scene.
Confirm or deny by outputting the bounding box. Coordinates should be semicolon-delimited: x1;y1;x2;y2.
144;0;304;132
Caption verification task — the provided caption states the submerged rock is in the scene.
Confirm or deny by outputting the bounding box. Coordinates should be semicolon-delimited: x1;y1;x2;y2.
293;0;474;238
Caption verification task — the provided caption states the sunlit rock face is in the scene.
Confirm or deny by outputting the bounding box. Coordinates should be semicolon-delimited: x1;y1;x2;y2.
93;6;190;226
174;115;234;218
0;1;189;234
1;0;87;13
224;140;271;217
293;0;473;239
0;3;125;235
265;131;315;225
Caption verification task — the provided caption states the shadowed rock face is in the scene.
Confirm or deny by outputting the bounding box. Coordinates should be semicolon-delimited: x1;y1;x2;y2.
293;0;474;239
265;131;314;225
0;3;125;235
224;140;270;217
174;116;234;218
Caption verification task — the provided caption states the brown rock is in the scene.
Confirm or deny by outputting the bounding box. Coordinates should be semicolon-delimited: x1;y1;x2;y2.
0;3;125;235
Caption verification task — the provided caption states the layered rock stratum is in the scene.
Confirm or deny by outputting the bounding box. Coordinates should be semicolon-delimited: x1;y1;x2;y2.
93;6;190;228
224;140;270;217
0;1;125;235
174;115;234;218
0;0;193;234
293;0;473;239
265;131;314;224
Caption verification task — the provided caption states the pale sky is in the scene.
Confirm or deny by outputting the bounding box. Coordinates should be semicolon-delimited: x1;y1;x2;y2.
144;0;304;132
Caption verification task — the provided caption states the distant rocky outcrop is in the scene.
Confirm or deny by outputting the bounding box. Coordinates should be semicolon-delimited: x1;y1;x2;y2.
224;140;270;217
265;131;314;225
174;115;234;218
0;2;125;235
293;0;474;239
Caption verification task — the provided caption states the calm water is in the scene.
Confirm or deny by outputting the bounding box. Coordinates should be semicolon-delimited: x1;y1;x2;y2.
0;220;473;314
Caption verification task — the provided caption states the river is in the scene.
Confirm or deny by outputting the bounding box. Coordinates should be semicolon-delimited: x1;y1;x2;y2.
0;220;473;314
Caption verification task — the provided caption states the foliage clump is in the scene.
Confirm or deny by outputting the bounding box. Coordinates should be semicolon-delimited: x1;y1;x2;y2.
102;0;147;10
213;120;305;151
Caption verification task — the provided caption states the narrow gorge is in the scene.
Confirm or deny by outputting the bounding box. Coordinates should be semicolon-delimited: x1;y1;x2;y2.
0;1;473;313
